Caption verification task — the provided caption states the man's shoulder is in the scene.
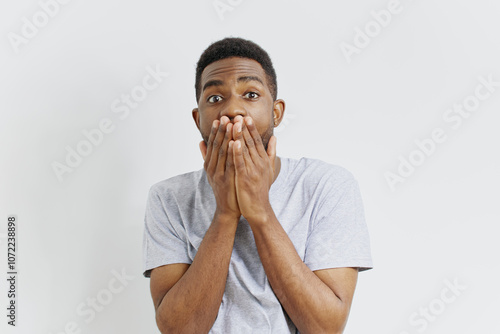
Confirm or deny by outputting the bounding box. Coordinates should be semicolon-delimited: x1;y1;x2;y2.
148;168;206;198
283;156;356;185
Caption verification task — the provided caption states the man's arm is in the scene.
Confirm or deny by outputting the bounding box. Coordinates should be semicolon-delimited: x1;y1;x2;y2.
250;214;358;334
151;213;238;334
150;117;240;334
231;116;358;333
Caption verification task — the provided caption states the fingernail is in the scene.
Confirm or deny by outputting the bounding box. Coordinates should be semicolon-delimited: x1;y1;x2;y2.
246;117;253;125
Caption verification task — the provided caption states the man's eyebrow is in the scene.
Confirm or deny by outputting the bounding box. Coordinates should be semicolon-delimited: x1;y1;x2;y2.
202;79;224;92
202;76;264;93
237;76;264;85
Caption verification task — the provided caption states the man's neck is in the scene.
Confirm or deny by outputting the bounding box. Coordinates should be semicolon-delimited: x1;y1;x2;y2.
273;156;281;184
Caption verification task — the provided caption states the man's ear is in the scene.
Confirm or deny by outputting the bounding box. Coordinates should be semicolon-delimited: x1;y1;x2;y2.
272;99;286;128
192;108;201;130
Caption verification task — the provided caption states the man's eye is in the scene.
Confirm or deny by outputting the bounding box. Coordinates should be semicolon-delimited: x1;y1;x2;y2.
244;92;259;99
207;95;222;103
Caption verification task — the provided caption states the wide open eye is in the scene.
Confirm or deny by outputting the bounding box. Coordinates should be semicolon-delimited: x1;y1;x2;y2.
207;95;223;103
244;92;260;99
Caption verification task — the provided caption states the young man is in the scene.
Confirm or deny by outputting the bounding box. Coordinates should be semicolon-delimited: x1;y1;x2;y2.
142;37;373;334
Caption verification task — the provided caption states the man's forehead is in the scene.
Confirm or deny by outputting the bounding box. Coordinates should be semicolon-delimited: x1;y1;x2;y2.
201;57;267;84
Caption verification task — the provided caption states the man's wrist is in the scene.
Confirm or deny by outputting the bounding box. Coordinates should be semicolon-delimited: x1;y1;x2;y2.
214;208;240;224
245;204;275;228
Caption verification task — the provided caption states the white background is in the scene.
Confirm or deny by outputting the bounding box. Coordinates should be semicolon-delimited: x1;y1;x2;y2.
1;0;499;333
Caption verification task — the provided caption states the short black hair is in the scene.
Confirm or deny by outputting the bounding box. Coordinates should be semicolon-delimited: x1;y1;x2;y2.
195;37;277;103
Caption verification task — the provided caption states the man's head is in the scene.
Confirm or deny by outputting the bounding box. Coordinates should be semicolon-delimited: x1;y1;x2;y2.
192;37;285;150
195;37;278;103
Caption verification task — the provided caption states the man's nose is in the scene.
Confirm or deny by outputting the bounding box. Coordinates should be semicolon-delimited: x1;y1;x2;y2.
220;96;246;122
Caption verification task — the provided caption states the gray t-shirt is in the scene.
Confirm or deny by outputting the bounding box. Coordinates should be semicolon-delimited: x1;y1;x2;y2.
142;157;373;333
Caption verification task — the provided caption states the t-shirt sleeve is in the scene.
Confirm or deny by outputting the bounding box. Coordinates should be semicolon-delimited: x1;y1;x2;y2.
303;176;373;272
142;185;192;278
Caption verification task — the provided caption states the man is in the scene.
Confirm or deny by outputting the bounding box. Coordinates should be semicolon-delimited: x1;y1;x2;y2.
142;37;373;333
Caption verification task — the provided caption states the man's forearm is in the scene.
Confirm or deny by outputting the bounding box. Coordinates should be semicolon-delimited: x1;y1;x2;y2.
156;212;238;334
249;212;350;334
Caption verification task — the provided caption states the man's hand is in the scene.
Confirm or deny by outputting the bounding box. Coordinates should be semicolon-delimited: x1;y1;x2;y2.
200;116;240;220
231;116;277;222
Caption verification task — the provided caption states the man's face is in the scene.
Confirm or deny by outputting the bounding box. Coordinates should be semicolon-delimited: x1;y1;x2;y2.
192;57;284;150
